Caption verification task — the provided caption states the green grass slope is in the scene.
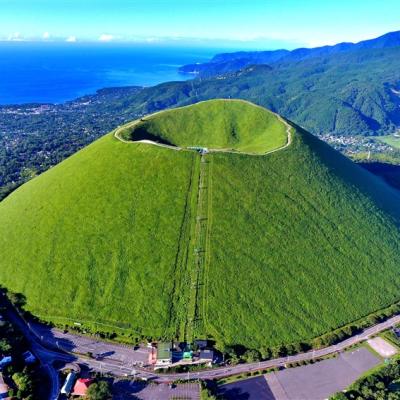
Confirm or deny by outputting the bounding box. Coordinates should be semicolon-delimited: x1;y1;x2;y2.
120;99;287;154
1;99;400;350
0;133;198;338
205;127;400;348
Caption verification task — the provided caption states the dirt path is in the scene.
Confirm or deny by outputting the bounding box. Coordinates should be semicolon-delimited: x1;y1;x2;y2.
164;155;200;340
185;153;210;341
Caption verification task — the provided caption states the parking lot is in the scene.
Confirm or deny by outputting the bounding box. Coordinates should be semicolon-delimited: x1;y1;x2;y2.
219;375;275;400
112;380;200;400
219;347;381;400
265;347;380;400
31;322;151;366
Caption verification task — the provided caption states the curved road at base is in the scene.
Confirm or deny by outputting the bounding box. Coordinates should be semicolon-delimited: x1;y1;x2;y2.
58;313;400;382
5;287;400;386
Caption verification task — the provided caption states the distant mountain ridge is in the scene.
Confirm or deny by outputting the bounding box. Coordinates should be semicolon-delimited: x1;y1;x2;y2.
180;30;400;77
130;45;400;137
1;31;400;198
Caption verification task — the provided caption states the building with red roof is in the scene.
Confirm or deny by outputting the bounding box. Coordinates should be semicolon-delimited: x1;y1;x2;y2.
72;378;93;397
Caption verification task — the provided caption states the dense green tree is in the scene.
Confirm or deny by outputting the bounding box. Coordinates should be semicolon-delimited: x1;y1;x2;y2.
12;369;33;399
0;338;12;353
243;349;261;363
271;345;287;358
331;392;347;400
260;347;272;360
86;380;112;400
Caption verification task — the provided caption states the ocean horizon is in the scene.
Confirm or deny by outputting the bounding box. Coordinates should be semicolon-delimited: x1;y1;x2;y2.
0;42;222;105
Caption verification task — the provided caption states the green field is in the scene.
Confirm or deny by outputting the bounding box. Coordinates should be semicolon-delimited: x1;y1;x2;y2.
376;135;400;149
1;99;400;350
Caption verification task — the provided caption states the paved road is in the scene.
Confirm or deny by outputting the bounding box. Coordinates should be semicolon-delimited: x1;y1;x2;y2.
9;297;400;385
1;294;73;400
113;380;200;399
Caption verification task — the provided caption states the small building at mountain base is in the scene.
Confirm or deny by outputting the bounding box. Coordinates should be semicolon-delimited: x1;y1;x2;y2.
73;378;94;396
156;342;173;366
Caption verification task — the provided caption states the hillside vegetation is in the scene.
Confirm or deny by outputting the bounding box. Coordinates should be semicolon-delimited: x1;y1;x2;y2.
120;100;287;153
118;46;400;137
206;127;400;348
1;100;400;350
179;30;400;77
0;133;198;338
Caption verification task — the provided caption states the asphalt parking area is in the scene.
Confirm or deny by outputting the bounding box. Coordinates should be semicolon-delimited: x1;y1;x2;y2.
265;347;380;400
112;380;200;400
218;375;276;400
32;323;151;365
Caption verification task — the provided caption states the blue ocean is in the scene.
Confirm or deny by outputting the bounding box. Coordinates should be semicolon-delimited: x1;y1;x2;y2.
0;42;220;105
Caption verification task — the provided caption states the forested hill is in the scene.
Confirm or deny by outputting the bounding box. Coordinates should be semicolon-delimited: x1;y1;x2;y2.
1;44;400;200
179;30;400;77
133;47;400;137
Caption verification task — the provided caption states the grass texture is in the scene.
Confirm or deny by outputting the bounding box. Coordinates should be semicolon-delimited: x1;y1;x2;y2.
121;99;287;154
1;100;400;349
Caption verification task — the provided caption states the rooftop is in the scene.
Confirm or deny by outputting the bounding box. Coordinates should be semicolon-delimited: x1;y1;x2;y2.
0;373;10;400
200;349;214;360
73;378;93;396
157;342;172;360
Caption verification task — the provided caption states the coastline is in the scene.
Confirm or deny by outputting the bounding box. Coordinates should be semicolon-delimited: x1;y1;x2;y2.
0;43;216;105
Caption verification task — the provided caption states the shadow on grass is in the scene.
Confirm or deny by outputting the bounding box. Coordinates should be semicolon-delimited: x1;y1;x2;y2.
130;125;174;146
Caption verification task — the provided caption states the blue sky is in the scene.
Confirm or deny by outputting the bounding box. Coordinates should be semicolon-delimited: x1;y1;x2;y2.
0;0;399;49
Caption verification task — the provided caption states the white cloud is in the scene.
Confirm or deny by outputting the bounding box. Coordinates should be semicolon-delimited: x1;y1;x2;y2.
66;35;77;42
145;37;162;43
7;32;23;41
98;34;113;42
42;32;50;40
